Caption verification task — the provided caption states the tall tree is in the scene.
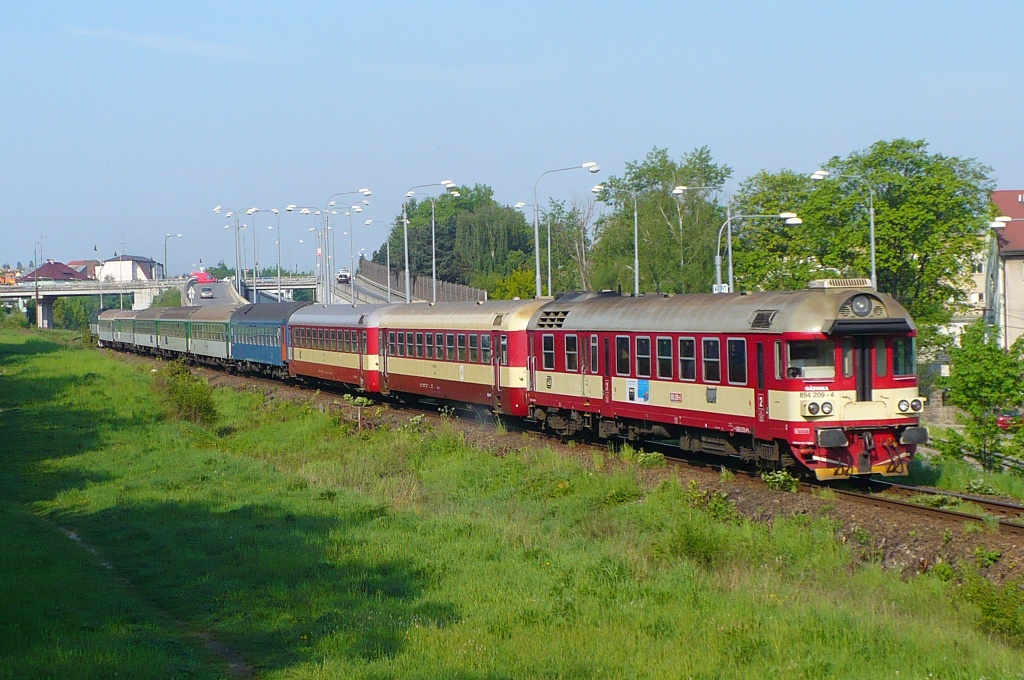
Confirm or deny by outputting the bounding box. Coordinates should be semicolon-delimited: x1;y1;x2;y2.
733;139;995;344
590;146;730;294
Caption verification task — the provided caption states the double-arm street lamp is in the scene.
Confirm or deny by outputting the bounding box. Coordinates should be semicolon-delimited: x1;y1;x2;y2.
592;184;641;296
163;233;182;280
714;207;802;293
326;189;372;304
810;169;877;290
331;203;365;303
533;162;600;298
247;208;282;301
286;205;324;301
365;219;392;303
402;181;457;303
408;182;459;302
212;206;246;294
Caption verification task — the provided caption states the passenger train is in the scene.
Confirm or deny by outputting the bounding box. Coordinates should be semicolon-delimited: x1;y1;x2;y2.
95;279;927;481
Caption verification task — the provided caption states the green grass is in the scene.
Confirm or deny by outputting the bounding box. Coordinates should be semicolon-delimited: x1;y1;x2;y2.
3;328;1024;679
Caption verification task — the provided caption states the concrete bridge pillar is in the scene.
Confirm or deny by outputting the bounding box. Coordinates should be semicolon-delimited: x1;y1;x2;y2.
133;288;157;310
35;297;54;329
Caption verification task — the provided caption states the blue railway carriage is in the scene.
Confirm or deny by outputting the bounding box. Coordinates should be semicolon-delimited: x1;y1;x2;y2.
187;304;238;366
154;307;199;356
229;302;309;378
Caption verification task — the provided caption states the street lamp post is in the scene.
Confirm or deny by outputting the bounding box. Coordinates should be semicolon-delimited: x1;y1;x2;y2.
408;183;458;303
286;205;324;301
403;181;457;303
365;219;392;303
326;189;372;304
714;207;802;293
533;162;600;298
810;169;877;289
247;208;282;301
592;184;641;296
213;206;246;294
515;202;554;294
163;233;182;280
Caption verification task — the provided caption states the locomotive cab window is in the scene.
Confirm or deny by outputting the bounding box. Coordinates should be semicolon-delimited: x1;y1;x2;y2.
787;340;835;380
893;337;915;376
727;338;747;385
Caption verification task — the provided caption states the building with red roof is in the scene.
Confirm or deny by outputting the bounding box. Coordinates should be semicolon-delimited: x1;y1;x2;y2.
20;260;89;282
988;190;1024;348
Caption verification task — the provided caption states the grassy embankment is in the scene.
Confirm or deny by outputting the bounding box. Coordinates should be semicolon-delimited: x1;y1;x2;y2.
1;329;1022;679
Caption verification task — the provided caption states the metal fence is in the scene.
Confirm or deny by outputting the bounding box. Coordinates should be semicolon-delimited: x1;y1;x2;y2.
359;260;487;302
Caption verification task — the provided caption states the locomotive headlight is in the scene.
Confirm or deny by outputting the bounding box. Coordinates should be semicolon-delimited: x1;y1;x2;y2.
899;400;910;412
850;294;872;317
807;402;820;415
820;401;833;415
911;399;923;412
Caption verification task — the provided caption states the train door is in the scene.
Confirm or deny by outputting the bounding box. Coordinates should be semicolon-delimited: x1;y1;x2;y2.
380;328;390;392
754;342;770;440
603;337;612;408
358;329;366;388
491;331;502;411
855;337;873;401
583;334;603;403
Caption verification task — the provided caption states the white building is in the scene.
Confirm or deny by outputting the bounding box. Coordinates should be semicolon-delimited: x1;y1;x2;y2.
96;255;163;283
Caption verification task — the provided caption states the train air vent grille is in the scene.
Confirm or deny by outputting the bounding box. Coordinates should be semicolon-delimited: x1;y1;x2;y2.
492;313;505;327
749;310;777;330
537;310;570;328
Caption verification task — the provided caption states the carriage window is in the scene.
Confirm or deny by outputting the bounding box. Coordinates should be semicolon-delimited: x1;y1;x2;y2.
727;338;747;385
787;340;835;379
481;334;492;363
388;331;396;355
636;337;651;378
875;338;887;377
893;337;915;376
679;337;696;381
842;338;854;378
469;334;479;363
416;332;424;358
407;332;415;358
397;332;406;356
446;334;456;361
657;337;673;379
542;334;555;370
434;334;443;359
329;329;336;351
500;335;508;366
616;336;631;376
703;338;721;383
426;333;434;359
590;335;599;374
565;334;579;372
774;340;783;380
457;334;466;361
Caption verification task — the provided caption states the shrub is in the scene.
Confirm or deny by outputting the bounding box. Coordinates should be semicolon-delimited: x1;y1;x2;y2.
156;360;217;424
761;469;799;492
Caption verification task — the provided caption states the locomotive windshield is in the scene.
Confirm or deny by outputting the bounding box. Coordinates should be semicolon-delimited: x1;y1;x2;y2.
787;340;835;379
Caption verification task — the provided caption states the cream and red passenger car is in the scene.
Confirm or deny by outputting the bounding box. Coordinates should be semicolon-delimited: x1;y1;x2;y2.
374;299;549;416
524;283;927;480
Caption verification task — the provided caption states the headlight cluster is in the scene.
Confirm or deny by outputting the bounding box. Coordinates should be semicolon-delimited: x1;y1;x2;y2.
803;401;833;416
898;399;924;413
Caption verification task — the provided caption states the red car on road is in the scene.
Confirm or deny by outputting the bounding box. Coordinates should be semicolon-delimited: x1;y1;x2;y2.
997;410;1022;431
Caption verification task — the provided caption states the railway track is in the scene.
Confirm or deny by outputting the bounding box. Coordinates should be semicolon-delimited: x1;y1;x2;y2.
823;480;1024;537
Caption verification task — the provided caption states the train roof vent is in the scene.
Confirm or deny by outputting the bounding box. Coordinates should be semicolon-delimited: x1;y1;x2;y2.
536;310;570;328
749;309;778;330
492;313;505;327
807;278;873;289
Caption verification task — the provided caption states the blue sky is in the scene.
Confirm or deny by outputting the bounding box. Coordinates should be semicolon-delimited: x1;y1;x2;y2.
3;1;1021;275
